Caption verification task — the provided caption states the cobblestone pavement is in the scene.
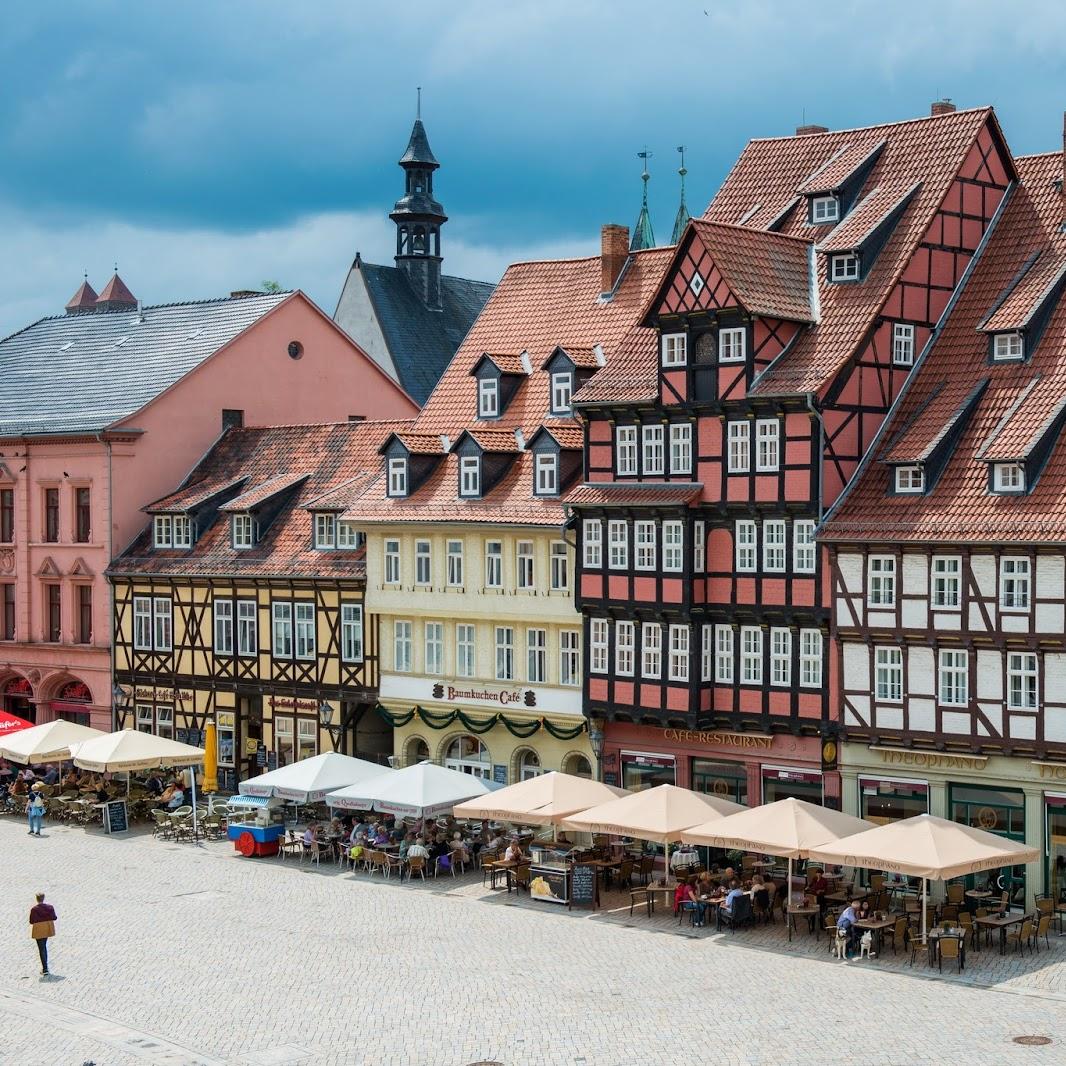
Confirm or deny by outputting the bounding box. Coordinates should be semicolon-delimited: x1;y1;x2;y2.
0;819;1063;1066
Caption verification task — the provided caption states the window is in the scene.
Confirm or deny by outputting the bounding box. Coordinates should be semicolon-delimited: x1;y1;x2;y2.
669;423;692;475
485;540;503;587
715;626;734;683
214;599;233;655
590;618;609;673
560;630;580;686
478;377;499;417
460;456;481;497
992;463;1025;493
518;749;543;780
794;520;816;573
830;254;860;281
661;333;687;366
535;453;558;495
550;541;568;590
1000;557;1030;610
868;556;896;607
275;717;294;765
719;327;746;362
755;419;780;471
693;520;705;573
740;626;763;684
495;626;514;680
550;371;573;414
770;627;791;686
895;465;925;493
394;621;413;672
456;623;475;677
415;540;432;586
642;425;664;475
616;426;638;475
340;604;363;663
384;539;400;585
172;515;192;548
763;520;786;572
608;521;628;569
811;194;839;223
892;323;915;366
336;521;362;549
232;513;256;549
2;583;14;640
516;541;535;589
735;520;757;572
152;598;172;652
237;600;257;656
314;513;335;548
294;602;315;660
425;622;444;675
136;704;154;734
634;521;656;570
583;520;602;568
668;624;690;682
44;488;59;542
701;625;712;681
992;332;1023;361
156;706;174;740
153;515;173;548
932;557;961;608
0;489;13;543
387;457;408;497
272;602;293;658
875;646;903;702
663;521;684;572
527;628;547;683
74;487;91;542
77;585;92;644
615;620;635;676
938;649;968;706
727;422;750;472
297;718;317;762
133;596;152;650
445;734;490;778
641;622;662;678
1007;652;1038;711
447;540;464;587
800;628;823;687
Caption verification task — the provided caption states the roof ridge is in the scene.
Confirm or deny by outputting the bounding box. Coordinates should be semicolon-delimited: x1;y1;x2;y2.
743;106;992;144
692;218;814;245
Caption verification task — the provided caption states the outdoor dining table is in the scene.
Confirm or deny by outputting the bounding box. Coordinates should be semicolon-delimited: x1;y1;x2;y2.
965;889;994;905
787;904;820;936
487;860;525;891
644;882;678;917
855;915;896;955
975;912;1026;954
825;887;870;905
927;927;967;967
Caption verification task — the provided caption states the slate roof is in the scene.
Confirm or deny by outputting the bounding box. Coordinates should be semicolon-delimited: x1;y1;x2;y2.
822;152;1066;544
0;292;291;437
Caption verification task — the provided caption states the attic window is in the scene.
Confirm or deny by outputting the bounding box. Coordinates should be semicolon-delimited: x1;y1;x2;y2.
232;513;257;549
313;513;336;549
153;515;173;548
478;378;499;418
534;453;559;496
337;520;364;549
550;372;573;414
661;333;687;367
459;456;480;497
172;515;193;548
830;254;860;282
892;323;915;366
894;466;925;494
810;195;840;223
992;462;1026;494
992;332;1024;362
387;457;408;497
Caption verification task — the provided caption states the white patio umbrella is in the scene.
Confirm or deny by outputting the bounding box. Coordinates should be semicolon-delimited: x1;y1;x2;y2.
0;719;105;763
453;770;629;828
326;760;497;819
238;752;390;802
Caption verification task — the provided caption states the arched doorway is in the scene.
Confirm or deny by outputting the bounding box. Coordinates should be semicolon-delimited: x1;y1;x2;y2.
52;679;92;727
514;747;543;781
443;734;490;779
2;676;34;723
562;752;593;780
404;735;430;767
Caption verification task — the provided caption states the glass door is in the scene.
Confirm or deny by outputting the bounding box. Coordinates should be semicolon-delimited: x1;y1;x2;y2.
950;784;1026;905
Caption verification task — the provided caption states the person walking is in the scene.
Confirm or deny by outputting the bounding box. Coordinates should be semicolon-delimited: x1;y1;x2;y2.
29;893;57;975
26;784;45;836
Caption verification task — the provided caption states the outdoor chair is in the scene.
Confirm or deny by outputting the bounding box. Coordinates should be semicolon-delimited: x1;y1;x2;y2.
638;855;654;886
946;883;965;906
479;851;499;886
435;852;456;878
938;934;963;973
279;831;302;861
678;899;704;929
870;873;884;892
716;894;753;933
151;809;173;839
958;911;976;949
908;933;927;968
1034;914;1052;951
512;864;531;892
306;840;324;868
996;890;1010;915
823;916;839;949
891;916;909;955
407;855;427;882
629;886;649;917
940;904;959;923
616;859;634;890
1006;919;1035;955
383;851;404;878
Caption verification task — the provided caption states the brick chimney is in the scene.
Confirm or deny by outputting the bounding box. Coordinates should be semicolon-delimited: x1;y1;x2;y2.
601;224;630;293
931;98;957;117
795;124;829;136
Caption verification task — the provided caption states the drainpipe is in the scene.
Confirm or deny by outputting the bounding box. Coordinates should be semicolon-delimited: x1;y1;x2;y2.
99;433;116;730
805;395;825;521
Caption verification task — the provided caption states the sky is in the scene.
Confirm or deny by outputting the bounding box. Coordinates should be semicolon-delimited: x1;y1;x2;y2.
1;0;1064;337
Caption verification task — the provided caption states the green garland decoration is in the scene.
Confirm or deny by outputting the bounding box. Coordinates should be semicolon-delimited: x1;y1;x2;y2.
373;703;588;742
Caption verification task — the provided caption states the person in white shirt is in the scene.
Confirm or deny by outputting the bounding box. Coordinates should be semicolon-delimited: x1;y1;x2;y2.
407;838;430;860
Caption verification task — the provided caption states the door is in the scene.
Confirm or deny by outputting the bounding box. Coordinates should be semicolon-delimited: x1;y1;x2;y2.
950;784;1027;905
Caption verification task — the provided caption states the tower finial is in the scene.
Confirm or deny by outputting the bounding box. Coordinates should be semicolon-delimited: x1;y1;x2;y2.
671;145;691;245
416;86;421;120
631;148;656;251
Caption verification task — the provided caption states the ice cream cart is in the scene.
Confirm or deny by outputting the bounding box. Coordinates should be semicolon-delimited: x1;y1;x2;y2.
226;794;287;856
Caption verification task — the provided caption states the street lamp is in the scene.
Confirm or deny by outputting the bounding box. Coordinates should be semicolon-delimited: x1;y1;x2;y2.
112;683;131;730
589;715;606;782
318;699;340;751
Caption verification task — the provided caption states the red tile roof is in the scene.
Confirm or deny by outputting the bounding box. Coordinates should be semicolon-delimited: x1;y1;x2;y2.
463;427;523;453
536;424;585;450
979;252;1066;332
795;140;886;195
218;471;311;512
145;476;248;514
564;482;702;507
474;352;530;375
547;345;603;369
883;380;986;464
65;279;98;313
816;181;921;253
571;327;659;406
388;431;447;455
975;374;1066;462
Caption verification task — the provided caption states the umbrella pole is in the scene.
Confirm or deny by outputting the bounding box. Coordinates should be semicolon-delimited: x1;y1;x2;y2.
788;856;793;943
922;878;928;943
190;763;199;843
664;839;670;884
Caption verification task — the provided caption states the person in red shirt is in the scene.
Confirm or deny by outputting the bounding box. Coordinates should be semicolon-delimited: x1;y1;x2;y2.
808;869;830;915
29;892;57;976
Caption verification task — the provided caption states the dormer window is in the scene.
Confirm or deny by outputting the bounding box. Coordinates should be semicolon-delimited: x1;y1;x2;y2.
336;520;363;549
387;457;408;497
459;456;480;497
172;515;193;548
830;254;860;282
232;513;257;549
153;515;172;548
894;465;925;494
810;195;840;224
478;378;499;418
313;513;336;549
550;372;573;414
534;453;558;496
719;327;746;363
992;462;1026;494
661;333;687;367
992;332;1024;362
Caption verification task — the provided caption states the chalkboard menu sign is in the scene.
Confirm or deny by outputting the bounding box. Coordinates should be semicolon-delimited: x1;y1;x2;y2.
492;764;508;785
256;742;268;767
218;768;237;793
266;751;278;772
104;799;129;835
603;772;619;787
186;729;205;748
176;729;189;745
570;863;598;910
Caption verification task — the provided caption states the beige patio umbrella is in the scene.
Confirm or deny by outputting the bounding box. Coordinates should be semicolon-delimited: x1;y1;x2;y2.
808;813;1040;941
681;798;874;940
453;771;629;830
0;719;105;763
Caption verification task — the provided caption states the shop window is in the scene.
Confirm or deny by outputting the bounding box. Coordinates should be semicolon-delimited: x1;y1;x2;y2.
445;734;491;778
517;749;542;781
297;718;317;761
859;778;928;825
762;768;822;805
621;753;675;791
275;716;295;765
692;759;748;805
405;736;430;766
563;753;592;780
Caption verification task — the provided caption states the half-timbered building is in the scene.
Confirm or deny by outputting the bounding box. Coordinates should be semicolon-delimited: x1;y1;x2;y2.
568;104;1015;803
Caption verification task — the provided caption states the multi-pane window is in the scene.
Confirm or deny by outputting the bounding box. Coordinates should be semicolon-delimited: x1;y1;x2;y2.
425;622;444;675
214;599;234;655
616;426;638;475
485;540;503;588
641;622;662;678
892;323;916;366
44;488;59;543
763;520;786;572
608;520;628;569
272;602;293;659
478;377;499;417
635;521;656;570
875;646;903;702
384;539;401;585
735;520;757;572
337;521;362;549
133;596;152;650
394;621;413;672
693;520;705;573
583;520;602;568
642;424;665;475
932;557;961;608
615;621;635;676
938;649;968;706
77;584;92;644
590;618;609;674
1000;557;1030;610
719;327;746;362
527;628;547;683
800;629;823;687
701;624;713;681
868;556;896;607
297;602;321;660
895;466;925;493
550;541;568;590
1007;652;1038;710
715;626;734;683
727;422;750;472
495;626;514;680
516;541;535;589
770;627;791;686
661;333;687;366
45;585;61;641
153;515;173;548
136;704;154;734
0;489;13;543
314;513;336;548
415;540;432;586
152;598;172;652
740;626;763;684
560;630;580;686
388;457;407;496
2;583;14;640
992;332;1023;361
535;453;558;495
811;194;839;222
669;423;692;474
340;604;363;663
74;487;91;542
456;624;475;677
460;456;480;497
668;624;690;682
172;515;192;548
830;254;860;281
156;706;174;740
663;521;683;572
232;513;256;549
992;463;1025;493
755;419;780;471
550;372;573;414
447;540;464;587
274;717;294;763
237;600;257;656
793;520;816;573
296;718;316;761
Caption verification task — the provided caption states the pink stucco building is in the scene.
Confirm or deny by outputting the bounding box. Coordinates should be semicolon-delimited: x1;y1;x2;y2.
0;276;417;730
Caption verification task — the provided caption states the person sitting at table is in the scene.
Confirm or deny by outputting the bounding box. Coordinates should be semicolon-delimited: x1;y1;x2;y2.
348;822;363;846
449;831;470;864
398;833;414;861
165;783;185;810
485;829;506;854
371;824;390;846
856;898;872;922
696;871;716;896
348;832;368;863
837;899;862;957
504;838;524;864
10;776;27;798
41;764;59;786
407;837;430;861
302;823;318;848
95;784;110;804
808;869;829;914
143;773;163;796
720;879;746;917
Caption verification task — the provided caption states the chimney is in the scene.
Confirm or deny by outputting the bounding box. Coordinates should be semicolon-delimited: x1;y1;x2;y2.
795;124;829;136
601;224;630;293
931;98;957;117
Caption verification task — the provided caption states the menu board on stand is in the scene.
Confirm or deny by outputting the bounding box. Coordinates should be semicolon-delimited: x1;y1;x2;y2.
104;799;129;835
569;863;598;911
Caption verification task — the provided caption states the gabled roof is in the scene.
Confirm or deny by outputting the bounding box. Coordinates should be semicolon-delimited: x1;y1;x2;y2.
816;181;921;254
145;476;248;514
530;424;585;450
460;428;523;453
979;251;1066;333
564;482;702;507
542;344;603;370
379;430;447;456
884;379;987;464
471;352;530;376
975;375;1066;462
218;472;311;513
795;140;886;195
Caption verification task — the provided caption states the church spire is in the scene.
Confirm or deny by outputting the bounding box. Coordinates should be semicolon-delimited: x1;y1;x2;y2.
630;149;655;251
670;145;691;245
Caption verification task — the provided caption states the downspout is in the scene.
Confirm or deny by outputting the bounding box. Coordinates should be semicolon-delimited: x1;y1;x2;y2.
805;395;826;521
100;432;116;729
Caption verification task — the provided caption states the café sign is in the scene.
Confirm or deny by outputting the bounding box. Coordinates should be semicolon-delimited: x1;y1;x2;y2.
871;747;988;772
268;696;319;712
134;685;194;705
379;674;582;717
662;728;773;750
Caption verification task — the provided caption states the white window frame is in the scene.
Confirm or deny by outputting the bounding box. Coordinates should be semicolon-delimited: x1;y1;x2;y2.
701;624;713;681
133;596;152;651
634;521;656;571
875;646;903;703
152;598;172;652
294;602;315;661
800;628;822;688
735;520;757;572
715;625;734;684
485;540;503;588
516;541;535;589
582;520;602;569
938;648;968;706
1007;651;1038;711
495;625;514;681
868;555;896;607
668;423;692;475
668;624;690;682
214;598;233;656
727;421;750;473
336;520;361;549
155;706;174;740
424;621;444;676
615;620;635;676
232;513;256;549
615;426;638;475
460;456;481;497
340;603;363;663
414;540;432;587
1000;557;1031;611
172;514;192;548
478;377;499;418
693;520;705;574
811;194;839;223
740;626;763;684
892;322;915;366
237;599;257;657
755;419;780;472
550;371;573;414
895;465;925;493
641;622;662;679
387;457;408;497
447;540;464;588
663;521;684;572
608;520;628;570
992;332;1023;362
560;630;580;686
661;333;687;367
719;327;746;363
762;520;786;572
642;424;665;476
313;513;336;549
830;254;860;282
992;463;1025;493
932;556;961;609
526;627;547;683
550;540;568;590
535;453;558;495
393;620;413;672
770;627;792;687
153;515;172;548
456;623;475;677
793;519;816;574
590;618;609;674
272;602;293;659
384;539;401;585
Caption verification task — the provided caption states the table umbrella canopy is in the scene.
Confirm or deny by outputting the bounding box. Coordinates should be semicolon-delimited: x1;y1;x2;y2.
0;711;41;743
238;752;390;803
681;797;873;857
807;813;1040;881
561;784;743;845
70;729;205;773
0;719;105;763
452;771;629;826
326;761;497;818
